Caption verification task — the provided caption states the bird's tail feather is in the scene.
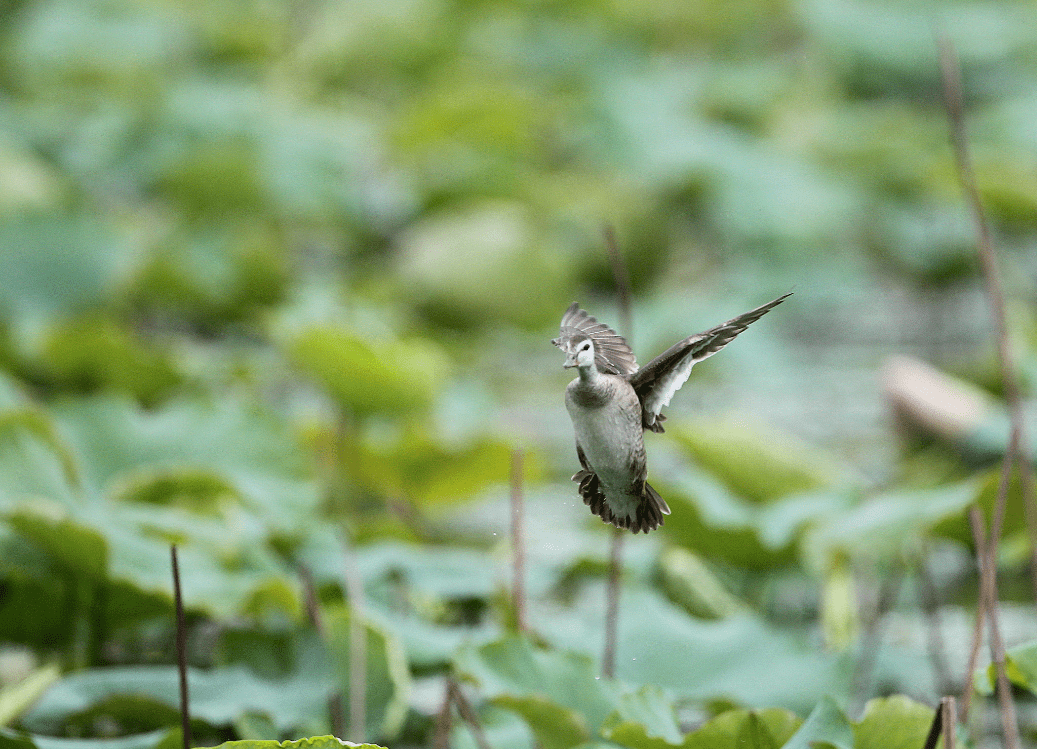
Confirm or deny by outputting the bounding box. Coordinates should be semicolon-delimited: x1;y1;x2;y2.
572;471;669;534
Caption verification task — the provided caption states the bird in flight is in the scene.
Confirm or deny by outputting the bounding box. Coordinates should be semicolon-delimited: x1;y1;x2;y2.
553;293;791;533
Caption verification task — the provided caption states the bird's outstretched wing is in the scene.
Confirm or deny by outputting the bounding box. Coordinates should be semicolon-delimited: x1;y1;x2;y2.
552;302;638;375
630;293;791;432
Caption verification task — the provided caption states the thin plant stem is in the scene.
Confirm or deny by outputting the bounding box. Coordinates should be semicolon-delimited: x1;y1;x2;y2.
942;696;957;749
340;533;368;744
938;35;1037;594
510;448;527;633
968;506;1020;749
299;566;345;737
601;224;632;679
922;702;943;749
851;565;903;713
923;696;959;749
433;681;452;749
960;506;986;724
602;526;623;678
603;224;632;343
447;679;492;749
170;545;191;749
915;555;951;696
938;37;1028;746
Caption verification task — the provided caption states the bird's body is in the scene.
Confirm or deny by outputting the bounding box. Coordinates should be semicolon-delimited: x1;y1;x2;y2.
553;293;790;533
565;370;645;519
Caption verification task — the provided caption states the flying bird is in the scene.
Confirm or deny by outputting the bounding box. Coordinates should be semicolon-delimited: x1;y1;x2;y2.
553;293;791;533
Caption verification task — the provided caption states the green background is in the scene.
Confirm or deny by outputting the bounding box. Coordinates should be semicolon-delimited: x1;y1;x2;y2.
1;0;1036;747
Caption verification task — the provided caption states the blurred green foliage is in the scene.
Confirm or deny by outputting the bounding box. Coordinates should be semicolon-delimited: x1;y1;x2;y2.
1;0;1036;746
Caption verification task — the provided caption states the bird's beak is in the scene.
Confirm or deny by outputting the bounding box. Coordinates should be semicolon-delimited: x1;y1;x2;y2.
563;353;577;368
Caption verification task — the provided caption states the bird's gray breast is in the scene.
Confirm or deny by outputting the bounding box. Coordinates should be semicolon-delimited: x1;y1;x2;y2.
565;376;645;488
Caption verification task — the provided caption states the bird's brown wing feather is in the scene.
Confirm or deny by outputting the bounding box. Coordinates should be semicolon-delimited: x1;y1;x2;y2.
630;293;791;431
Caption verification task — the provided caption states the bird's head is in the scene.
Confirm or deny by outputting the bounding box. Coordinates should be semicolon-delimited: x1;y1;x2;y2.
561;334;596;369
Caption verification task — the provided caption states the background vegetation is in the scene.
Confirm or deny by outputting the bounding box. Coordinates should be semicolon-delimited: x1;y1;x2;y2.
1;0;1037;747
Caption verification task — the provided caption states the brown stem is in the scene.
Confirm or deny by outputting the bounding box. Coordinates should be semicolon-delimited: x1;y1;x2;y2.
938;38;1027;747
601;224;632;680
340;535;368;743
299;566;345;738
968;507;1020;749
938;35;1037;593
915;555;951;696
1019;457;1037;602
603;527;623;678
510;448;527;633
433;681;453;749
447;679;492;749
602;224;632;345
851;565;903;713
170;546;191;749
960;507;986;724
941;696;957;749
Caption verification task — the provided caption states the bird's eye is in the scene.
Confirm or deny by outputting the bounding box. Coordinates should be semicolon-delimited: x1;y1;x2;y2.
581;343;590;351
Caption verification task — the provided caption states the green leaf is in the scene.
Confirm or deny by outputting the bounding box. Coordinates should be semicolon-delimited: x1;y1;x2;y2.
0;409;80;493
392;202;574;328
669;420;841;504
455;636;620;733
287;327;446;416
37;318;181;405
0;663;61;727
682;707;802;749
354;541;497;599
651;454;794;569
852;696;934;749
0;214;135;329
780;697;852;749
198;738;386;749
357;433;535;506
323;606;413;741
538;587;846;713
734;713;777;749
1002;638;1037;693
819;560;857;650
751;709;801;747
605;722;677;749
22;636;336;735
801;481;977;571
656;546;745;619
448;705;534;749
978;637;1037;696
604;686;683;746
0;408;81;510
493;694;590;749
601;686;685;749
52;396;310;500
0;728;178;749
935;468;1030;546
6;508;108;580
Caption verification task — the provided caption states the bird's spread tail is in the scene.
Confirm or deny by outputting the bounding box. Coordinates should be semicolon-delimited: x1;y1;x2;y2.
572;471;670;534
